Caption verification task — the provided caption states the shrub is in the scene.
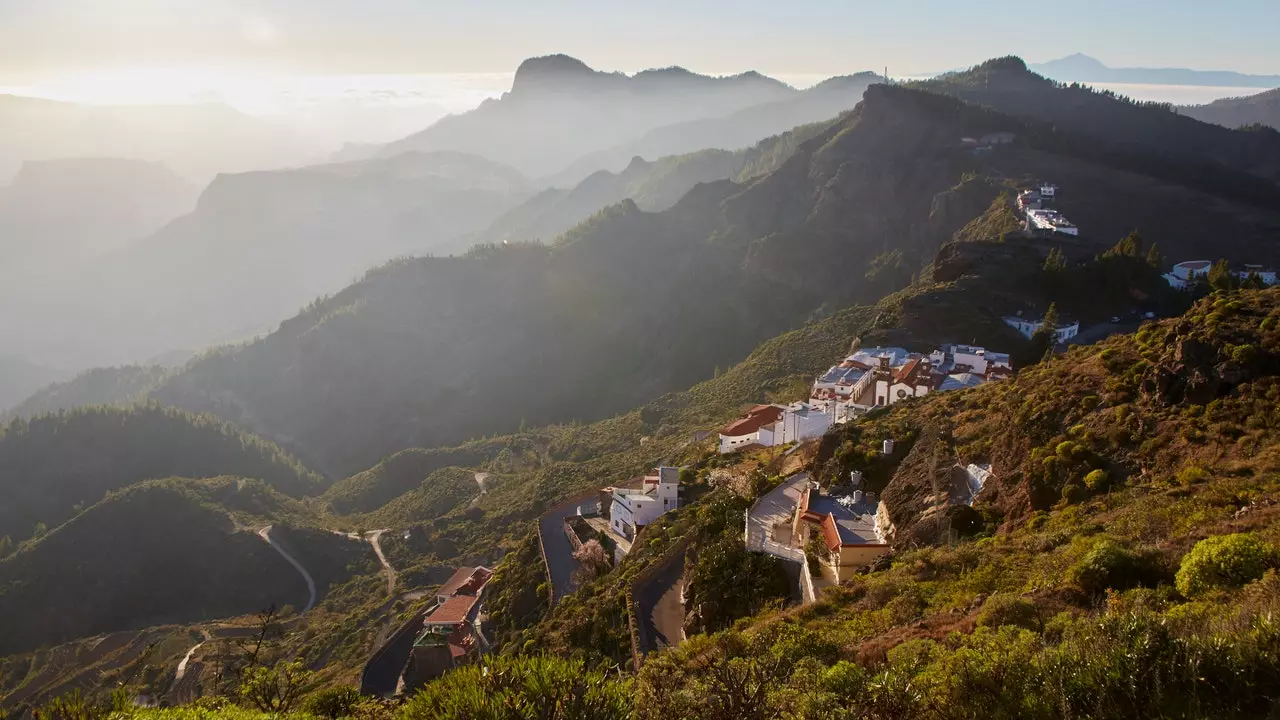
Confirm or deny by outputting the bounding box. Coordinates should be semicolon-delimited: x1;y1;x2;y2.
1069;540;1144;596
1176;534;1277;598
1060;483;1086;505
404;655;633;720
302;686;363;719
1177;465;1211;486
976;594;1042;631
1084;469;1110;491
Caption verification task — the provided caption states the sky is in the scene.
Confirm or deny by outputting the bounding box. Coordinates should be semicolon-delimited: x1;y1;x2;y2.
3;0;1279;82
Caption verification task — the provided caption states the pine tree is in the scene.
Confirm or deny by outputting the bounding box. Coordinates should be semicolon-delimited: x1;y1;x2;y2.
1145;243;1162;269
1208;259;1235;292
1043;247;1066;273
0;535;12;558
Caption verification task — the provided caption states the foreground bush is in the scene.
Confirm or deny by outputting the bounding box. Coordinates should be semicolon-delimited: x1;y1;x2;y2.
1177;533;1277;597
636;607;1280;719
400;655;633;720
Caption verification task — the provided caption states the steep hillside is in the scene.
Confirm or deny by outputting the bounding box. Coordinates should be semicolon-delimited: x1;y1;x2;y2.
548;72;879;186
0;355;63;415
3;151;534;372
471;289;1280;718
918;57;1280;188
2;365;169;421
376;55;795;177
479;121;831;245
1182;88;1280;131
0;477;371;656
0;404;323;544
152;81;1280;476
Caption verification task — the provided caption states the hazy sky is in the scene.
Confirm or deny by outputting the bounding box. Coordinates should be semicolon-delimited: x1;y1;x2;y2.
3;0;1279;81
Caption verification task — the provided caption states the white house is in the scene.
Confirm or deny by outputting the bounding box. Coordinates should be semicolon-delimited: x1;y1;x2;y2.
1039;183;1058;198
776;402;834;444
1235;264;1279;286
718;403;834;453
1026;208;1078;236
717;404;784;453
609;467;680;541
1004;316;1080;343
1162;260;1212;289
928;344;1012;377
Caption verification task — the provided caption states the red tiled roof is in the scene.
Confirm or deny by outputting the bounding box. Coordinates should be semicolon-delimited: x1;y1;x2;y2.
455;567;492;596
437;567;477;597
426;594;479;625
719;405;784;436
821;514;842;552
893;358;921;384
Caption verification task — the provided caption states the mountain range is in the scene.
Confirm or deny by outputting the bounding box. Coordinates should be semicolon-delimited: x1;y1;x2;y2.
1031;53;1280;88
147;66;1280;477
0;95;325;185
1181;87;1280;130
7;52;1280;711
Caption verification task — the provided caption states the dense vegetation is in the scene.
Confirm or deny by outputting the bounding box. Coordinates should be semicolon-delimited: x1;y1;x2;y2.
0;477;370;655
1;364;169;421
0;404;323;544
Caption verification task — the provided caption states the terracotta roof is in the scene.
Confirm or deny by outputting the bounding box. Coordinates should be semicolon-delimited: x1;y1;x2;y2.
455;567;492;596
719;405;784;436
437;567;477;597
426;594;479;625
893;358;921;384
820;514;842;552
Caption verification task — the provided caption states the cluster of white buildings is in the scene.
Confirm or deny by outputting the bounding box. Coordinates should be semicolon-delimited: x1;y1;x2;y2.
1018;184;1078;236
1163;260;1278;290
1002;314;1081;343
794;344;1012;431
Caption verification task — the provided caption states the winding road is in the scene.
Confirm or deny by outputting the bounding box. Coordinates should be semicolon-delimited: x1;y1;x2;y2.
258;525;317;613
366;529;396;596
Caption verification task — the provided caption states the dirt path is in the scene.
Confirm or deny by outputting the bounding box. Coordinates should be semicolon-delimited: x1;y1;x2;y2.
366;529;396;596
469;472;490;509
258;526;317;613
174;629;211;682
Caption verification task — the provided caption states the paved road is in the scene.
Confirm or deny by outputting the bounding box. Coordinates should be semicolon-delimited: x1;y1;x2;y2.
636;548;687;653
367;529;396;596
538;497;599;605
746;473;808;561
258;526;317;613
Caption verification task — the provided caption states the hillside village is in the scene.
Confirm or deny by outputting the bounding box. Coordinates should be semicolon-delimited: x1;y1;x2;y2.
360;176;1280;685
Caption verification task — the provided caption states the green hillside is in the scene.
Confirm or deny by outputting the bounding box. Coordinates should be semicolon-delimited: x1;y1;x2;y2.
152;81;1280;478
0;477;371;656
0;404;324;544
2;365;169;421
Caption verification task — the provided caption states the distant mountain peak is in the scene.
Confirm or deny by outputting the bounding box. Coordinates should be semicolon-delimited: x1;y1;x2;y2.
512;54;600;91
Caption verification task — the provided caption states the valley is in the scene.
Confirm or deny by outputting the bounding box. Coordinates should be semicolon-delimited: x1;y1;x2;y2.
3;43;1280;720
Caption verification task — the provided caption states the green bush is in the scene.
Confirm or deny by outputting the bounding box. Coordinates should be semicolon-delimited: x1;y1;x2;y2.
1060;483;1086;505
1176;533;1277;597
402;655;633;720
976;594;1042;631
1176;465;1211;486
1084;469;1110;491
1069;540;1144;596
302;686;363;719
